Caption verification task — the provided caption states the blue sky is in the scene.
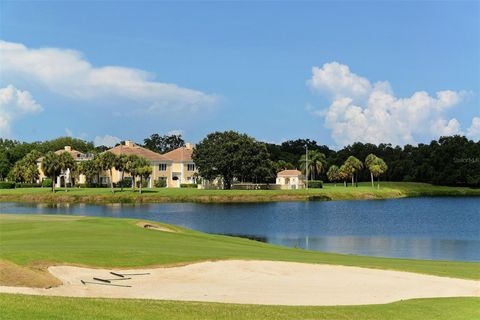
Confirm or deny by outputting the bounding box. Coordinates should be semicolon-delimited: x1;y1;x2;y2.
1;1;479;147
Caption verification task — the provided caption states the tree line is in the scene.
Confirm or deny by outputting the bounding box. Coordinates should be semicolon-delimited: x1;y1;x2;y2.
1;133;479;189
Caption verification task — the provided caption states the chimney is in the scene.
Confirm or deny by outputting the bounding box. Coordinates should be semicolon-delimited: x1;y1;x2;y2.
125;140;135;147
185;143;193;150
64;146;72;152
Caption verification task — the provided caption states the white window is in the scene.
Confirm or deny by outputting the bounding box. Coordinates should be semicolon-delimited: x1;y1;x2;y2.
159;163;167;171
187;164;195;171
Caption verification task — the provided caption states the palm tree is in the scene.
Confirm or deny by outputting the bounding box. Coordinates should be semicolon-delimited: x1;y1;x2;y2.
98;152;117;193
338;164;350;187
299;150;327;180
138;163;152;194
370;158;388;188
344;156;363;187
125;154;141;191
365;154;378;188
78;159;100;186
41;152;61;192
326;165;340;187
58;152;76;192
115;154;129;192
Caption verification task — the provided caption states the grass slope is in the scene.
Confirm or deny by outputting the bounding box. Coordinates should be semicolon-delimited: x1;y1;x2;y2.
1;182;479;203
1;214;479;282
1;294;479;320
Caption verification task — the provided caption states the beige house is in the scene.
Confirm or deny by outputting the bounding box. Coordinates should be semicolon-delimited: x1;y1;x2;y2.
276;169;305;189
105;141;197;188
36;146;93;187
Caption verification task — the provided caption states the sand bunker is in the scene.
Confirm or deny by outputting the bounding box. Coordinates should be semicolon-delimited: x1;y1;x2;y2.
1;260;479;306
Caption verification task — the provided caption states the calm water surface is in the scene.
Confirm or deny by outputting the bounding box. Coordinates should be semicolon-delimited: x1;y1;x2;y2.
1;197;479;261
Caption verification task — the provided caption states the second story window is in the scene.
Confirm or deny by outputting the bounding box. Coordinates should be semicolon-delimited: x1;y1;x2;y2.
187;164;195;171
159;163;167;171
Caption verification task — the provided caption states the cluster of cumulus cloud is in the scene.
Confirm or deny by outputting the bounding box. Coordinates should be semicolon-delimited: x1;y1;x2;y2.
0;40;216;137
307;62;479;146
0;85;43;136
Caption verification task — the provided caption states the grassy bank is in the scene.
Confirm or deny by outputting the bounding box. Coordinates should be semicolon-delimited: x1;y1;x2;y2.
1;182;479;204
1;294;479;320
1;214;479;287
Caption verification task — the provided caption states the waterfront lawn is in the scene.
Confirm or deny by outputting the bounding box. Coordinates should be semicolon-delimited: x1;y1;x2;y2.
1;182;479;203
1;214;479;283
1;294;479;320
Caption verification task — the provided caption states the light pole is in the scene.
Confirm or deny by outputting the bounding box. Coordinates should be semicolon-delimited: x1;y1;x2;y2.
305;144;308;190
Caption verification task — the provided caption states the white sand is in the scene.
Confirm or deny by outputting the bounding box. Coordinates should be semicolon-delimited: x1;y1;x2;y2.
1;260;479;306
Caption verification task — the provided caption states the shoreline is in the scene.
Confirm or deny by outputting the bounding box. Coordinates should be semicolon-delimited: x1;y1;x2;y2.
1;187;479;204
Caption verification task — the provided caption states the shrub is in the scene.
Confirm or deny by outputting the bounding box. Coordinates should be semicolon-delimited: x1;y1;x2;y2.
115;179;132;188
136;180;148;188
155;178;167;188
15;183;41;188
41;179;53;188
0;182;15;189
180;183;198;188
307;180;323;188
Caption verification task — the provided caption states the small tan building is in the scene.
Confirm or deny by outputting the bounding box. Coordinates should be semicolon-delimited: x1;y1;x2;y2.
276;169;305;189
37;146;93;187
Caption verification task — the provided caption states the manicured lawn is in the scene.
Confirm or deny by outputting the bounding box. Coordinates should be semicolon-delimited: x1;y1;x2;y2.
1;214;479;280
1;182;479;203
1;294;479;320
1;214;479;320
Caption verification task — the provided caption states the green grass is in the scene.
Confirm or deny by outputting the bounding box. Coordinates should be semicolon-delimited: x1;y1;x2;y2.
1;214;479;319
1;182;479;203
1;294;479;320
1;214;479;280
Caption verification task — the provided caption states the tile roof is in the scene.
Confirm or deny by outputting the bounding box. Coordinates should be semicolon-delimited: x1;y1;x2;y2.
108;144;168;161
162;146;193;162
277;169;302;177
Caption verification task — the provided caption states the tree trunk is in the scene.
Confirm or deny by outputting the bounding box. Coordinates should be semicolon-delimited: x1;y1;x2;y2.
377;175;380;189
131;175;135;191
224;178;231;190
52;174;55;193
121;171;124;191
371;172;374;188
351;175;354;187
344;180;347;187
109;169;114;193
65;174;68;192
139;177;142;194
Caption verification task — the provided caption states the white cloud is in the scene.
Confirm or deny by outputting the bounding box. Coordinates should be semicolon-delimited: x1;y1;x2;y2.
94;135;121;147
307;62;469;146
0;85;43;136
431;118;462;137
65;128;73;137
0;40;216;112
467;117;480;141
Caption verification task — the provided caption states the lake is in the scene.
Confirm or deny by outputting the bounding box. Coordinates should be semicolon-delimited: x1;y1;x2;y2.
1;197;479;261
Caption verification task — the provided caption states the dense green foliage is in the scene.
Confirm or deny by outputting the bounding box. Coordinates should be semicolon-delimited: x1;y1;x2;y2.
1;214;479;279
193;131;272;189
1;134;479;186
0;137;94;178
267;135;480;187
143;133;185;153
0;181;15;189
306;180;323;188
1;294;479;320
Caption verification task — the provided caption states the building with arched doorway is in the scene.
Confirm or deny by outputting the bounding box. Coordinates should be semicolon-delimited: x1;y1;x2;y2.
276;169;305;189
